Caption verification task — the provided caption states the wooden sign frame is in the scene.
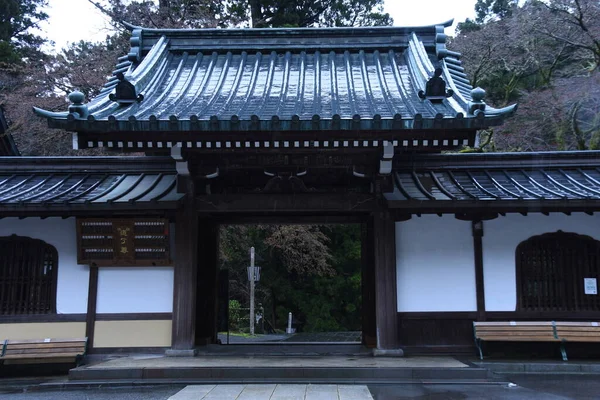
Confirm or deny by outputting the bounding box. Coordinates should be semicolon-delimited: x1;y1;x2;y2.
76;218;172;266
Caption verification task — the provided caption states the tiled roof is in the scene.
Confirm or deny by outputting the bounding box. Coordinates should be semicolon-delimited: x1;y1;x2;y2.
0;157;181;210
34;22;516;134
387;151;600;212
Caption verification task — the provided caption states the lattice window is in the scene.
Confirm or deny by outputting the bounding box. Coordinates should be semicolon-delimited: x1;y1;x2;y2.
0;235;58;315
516;231;600;312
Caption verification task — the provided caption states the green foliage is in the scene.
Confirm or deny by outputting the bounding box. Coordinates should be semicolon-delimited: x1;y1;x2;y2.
0;0;48;65
98;0;391;29
220;224;362;333
228;299;242;331
475;0;517;23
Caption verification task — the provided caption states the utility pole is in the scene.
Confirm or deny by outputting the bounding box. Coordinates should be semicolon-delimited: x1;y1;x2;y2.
249;246;255;336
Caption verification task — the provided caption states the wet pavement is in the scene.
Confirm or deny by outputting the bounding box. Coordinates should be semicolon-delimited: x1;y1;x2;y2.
2;376;600;399
168;384;373;399
74;355;467;369
369;374;600;399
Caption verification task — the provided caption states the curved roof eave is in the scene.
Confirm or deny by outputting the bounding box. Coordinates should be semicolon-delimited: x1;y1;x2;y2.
121;19;455;35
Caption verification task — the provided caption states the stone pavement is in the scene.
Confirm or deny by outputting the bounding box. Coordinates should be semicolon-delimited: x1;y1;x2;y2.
81;355;467;369
168;384;373;400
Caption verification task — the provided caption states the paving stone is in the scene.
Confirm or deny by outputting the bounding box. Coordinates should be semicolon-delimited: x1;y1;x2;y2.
305;384;339;400
271;384;307;400
337;385;373;400
203;384;246;399
237;384;277;400
168;385;216;400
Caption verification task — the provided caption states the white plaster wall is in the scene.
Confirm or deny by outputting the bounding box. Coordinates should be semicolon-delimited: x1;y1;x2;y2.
96;267;174;313
483;213;600;311
0;217;88;313
396;215;476;312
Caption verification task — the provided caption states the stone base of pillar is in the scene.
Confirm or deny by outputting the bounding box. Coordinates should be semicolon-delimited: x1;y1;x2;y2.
165;349;196;357
372;348;404;357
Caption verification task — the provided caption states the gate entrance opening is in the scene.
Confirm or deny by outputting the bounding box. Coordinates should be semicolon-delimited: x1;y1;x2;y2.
216;223;370;346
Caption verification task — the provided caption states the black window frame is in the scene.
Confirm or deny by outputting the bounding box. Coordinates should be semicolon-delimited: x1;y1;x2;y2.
516;230;600;312
0;235;58;315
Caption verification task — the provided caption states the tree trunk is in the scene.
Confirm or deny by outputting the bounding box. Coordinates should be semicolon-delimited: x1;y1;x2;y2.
249;0;264;27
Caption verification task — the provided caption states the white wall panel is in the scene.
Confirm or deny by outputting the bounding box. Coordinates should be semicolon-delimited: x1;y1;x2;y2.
483;213;600;311
96;267;174;313
0;217;88;313
396;215;476;312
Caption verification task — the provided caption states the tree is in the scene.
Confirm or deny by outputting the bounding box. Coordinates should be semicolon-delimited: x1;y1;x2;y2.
475;0;518;23
0;0;48;65
88;0;392;29
219;224;363;333
538;0;600;71
452;0;600;152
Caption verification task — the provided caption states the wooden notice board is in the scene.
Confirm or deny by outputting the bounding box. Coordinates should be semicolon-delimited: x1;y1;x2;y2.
76;218;171;266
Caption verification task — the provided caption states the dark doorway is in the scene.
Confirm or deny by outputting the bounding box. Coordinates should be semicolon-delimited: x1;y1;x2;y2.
216;222;369;345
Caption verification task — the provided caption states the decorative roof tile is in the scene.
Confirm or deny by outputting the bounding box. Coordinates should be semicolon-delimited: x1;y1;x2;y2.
0;157;181;209
34;22;516;134
387;151;600;212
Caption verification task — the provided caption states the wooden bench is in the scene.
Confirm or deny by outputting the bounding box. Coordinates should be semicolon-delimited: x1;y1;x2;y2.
473;321;600;361
0;338;87;365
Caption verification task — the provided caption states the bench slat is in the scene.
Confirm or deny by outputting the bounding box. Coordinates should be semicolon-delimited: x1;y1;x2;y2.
476;328;554;333
2;352;82;359
474;322;555;326
5;342;86;350
0;338;86;363
5;347;86;355
557;330;600;335
477;332;555;338
4;338;86;344
475;326;554;331
476;336;561;341
556;328;600;333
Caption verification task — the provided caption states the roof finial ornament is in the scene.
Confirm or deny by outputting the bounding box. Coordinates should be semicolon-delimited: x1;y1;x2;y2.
109;72;143;105
418;68;453;103
68;91;89;119
468;87;487;116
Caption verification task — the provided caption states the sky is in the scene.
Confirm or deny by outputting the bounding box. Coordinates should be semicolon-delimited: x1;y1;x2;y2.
40;0;477;51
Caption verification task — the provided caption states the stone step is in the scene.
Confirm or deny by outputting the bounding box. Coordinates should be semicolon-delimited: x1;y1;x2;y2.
69;366;491;382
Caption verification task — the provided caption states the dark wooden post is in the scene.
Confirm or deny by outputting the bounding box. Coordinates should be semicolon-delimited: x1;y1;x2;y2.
472;220;486;321
170;179;198;353
361;221;377;347
85;265;99;350
372;210;402;354
195;220;219;345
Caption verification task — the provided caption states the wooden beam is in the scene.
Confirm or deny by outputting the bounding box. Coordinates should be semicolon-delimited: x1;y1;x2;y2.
212;214;367;225
171;179;199;350
85;265;99;349
195;193;376;213
372;210;400;350
472;221;486;321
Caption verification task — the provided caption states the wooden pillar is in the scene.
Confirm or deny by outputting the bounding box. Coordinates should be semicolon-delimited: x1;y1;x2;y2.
372;210;401;352
171;179;198;351
472;220;486;321
195;220;219;345
85;265;99;350
361;221;377;347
